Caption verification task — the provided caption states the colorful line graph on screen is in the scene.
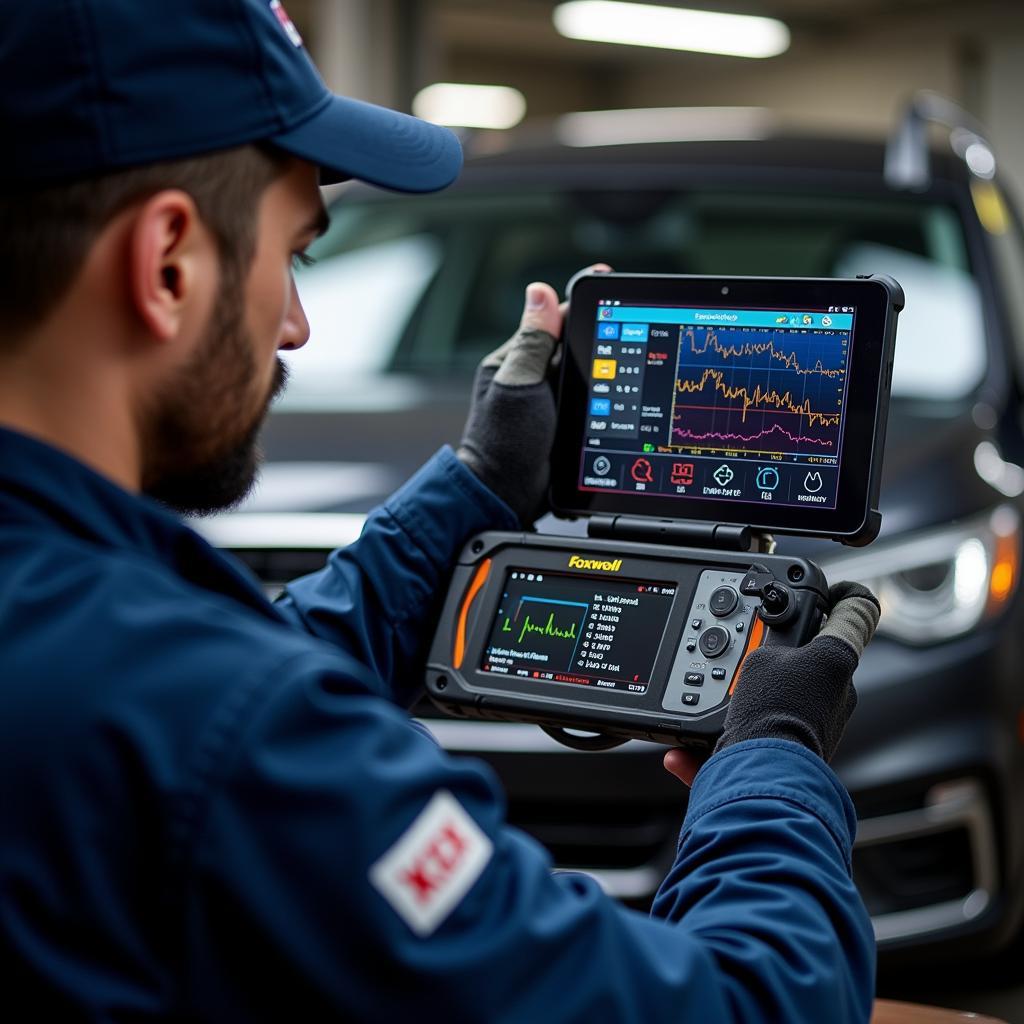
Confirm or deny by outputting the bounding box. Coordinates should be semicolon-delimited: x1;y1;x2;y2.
684;328;845;378
671;326;848;457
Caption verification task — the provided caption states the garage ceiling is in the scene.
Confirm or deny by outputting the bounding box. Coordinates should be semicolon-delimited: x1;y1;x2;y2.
432;0;1003;63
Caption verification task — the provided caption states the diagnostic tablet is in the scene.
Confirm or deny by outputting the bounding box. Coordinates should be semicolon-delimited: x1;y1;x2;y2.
551;272;903;545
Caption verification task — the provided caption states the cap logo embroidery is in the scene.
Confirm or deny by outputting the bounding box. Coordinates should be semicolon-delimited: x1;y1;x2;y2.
270;0;303;47
369;790;493;936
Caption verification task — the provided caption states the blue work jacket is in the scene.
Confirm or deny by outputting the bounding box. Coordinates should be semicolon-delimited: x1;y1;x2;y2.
0;426;875;1021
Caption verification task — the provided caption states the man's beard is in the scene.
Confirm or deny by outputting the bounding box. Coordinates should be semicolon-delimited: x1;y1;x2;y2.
139;290;289;517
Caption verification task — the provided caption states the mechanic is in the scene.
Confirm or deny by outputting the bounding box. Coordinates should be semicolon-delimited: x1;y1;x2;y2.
0;2;880;1021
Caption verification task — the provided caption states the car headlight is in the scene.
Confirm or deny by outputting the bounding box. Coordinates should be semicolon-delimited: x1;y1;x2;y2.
818;505;1020;645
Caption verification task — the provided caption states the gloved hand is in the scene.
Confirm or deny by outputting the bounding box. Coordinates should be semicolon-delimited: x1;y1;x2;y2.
457;267;608;525
713;581;881;763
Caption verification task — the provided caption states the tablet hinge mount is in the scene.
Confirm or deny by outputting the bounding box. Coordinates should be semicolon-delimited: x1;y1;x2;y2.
586;515;776;554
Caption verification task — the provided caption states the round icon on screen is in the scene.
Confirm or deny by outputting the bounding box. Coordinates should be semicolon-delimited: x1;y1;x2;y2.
593;455;612;476
630;458;654;484
755;466;780;492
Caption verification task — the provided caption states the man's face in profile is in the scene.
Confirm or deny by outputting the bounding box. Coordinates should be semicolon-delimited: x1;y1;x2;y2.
140;160;324;516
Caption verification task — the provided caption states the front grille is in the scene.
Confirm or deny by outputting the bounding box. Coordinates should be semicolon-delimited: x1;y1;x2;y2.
508;797;682;876
854;777;997;944
854;828;975;916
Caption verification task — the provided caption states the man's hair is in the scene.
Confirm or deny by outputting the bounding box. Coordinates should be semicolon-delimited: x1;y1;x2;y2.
0;144;290;343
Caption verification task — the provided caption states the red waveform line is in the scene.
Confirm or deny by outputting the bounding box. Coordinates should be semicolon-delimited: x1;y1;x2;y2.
672;422;835;448
684;328;844;377
675;368;841;427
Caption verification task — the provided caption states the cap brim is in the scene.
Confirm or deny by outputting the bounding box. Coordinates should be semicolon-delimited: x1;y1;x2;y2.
272;93;463;193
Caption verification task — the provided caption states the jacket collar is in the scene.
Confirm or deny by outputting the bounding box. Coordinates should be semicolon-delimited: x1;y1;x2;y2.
0;426;279;621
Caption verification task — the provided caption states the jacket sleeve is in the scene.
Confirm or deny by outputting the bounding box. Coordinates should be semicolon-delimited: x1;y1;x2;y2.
273;446;517;705
177;656;875;1024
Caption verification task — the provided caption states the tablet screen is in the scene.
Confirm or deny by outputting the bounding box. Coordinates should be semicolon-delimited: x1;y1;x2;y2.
583;301;852;510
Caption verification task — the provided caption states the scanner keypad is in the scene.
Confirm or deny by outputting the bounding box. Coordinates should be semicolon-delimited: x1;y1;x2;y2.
662;570;757;715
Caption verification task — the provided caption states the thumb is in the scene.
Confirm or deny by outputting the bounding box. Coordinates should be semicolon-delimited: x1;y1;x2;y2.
820;587;880;660
491;282;562;387
520;281;561;337
477;281;560;374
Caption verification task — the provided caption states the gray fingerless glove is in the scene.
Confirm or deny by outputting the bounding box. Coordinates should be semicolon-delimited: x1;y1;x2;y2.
714;581;881;763
457;327;559;526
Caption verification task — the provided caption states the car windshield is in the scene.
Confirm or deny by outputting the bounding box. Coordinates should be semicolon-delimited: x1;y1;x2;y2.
279;188;986;408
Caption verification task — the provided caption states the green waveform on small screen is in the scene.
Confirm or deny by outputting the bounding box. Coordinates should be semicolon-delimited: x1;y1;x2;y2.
502;612;578;646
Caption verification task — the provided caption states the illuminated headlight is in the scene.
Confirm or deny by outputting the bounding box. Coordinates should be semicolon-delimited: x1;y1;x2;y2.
819;506;1020;645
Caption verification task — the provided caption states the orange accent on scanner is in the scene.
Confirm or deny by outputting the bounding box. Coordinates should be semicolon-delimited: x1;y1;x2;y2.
454;559;492;669
729;613;765;695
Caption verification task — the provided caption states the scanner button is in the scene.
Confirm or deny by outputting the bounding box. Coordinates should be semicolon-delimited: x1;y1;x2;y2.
685;637;697;653
698;626;730;659
684;672;704;687
735;620;745;633
711;667;727;681
709;586;739;617
683;693;700;706
690;617;703;630
740;571;772;596
761;583;791;617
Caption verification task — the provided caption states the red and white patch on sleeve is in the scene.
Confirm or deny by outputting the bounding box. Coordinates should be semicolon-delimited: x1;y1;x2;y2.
369;790;493;937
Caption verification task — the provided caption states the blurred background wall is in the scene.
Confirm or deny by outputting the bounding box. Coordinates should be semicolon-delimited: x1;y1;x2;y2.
280;0;1024;197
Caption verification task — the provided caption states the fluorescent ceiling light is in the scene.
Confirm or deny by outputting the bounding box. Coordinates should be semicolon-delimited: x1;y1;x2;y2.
553;1;790;59
557;106;776;147
413;83;526;130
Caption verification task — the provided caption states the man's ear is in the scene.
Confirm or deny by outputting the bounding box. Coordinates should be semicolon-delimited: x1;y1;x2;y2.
127;190;210;342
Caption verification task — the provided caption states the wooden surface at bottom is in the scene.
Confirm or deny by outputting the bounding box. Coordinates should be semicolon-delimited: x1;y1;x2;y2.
872;998;1008;1023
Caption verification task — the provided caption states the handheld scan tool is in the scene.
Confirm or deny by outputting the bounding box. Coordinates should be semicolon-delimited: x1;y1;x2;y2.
428;272;903;749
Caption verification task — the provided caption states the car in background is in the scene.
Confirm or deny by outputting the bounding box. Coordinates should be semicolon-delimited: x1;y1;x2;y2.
197;96;1024;964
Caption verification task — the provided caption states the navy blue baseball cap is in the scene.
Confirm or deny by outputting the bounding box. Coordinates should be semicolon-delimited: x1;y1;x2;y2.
2;0;462;192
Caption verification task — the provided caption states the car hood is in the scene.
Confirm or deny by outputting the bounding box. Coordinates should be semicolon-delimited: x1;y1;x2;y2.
211;396;1012;559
